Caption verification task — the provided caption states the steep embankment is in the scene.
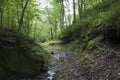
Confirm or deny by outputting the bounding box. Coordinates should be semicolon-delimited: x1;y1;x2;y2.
61;0;120;80
0;27;49;80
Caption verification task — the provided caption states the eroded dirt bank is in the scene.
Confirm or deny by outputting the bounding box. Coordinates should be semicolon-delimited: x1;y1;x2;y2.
45;45;120;80
11;47;120;80
12;49;83;80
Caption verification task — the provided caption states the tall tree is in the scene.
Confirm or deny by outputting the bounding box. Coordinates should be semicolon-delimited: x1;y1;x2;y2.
73;0;76;23
60;0;65;32
82;0;86;15
18;0;30;32
78;0;81;18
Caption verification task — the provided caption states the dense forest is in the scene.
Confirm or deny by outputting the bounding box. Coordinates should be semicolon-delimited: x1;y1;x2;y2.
0;0;120;80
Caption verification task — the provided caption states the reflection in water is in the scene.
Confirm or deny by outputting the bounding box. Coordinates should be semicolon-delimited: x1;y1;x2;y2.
52;53;60;60
46;53;60;80
46;69;55;80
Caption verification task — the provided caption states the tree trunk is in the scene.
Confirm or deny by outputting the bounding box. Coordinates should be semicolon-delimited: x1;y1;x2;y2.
78;0;81;18
83;0;86;15
50;27;53;40
0;8;3;27
17;1;19;24
34;18;38;41
65;15;68;27
18;0;30;32
54;19;57;39
81;0;83;13
60;0;65;32
73;0;76;24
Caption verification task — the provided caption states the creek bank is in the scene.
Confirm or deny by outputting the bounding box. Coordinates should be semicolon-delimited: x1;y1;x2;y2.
11;49;82;80
0;27;48;80
47;43;120;80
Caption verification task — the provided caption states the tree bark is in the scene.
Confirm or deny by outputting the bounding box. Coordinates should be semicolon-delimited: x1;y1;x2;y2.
83;0;86;15
60;0;65;32
78;0;81;18
73;0;76;24
16;1;19;24
0;8;3;27
18;0;30;32
50;27;53;40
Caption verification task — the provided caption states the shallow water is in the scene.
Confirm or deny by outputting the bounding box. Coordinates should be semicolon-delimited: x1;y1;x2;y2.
45;51;64;80
46;68;55;80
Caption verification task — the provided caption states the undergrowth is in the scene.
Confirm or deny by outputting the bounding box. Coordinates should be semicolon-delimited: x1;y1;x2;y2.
61;0;120;62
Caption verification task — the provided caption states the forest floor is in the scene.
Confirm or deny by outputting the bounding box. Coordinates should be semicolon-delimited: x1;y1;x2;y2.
44;43;120;80
13;47;83;80
46;49;83;80
9;43;120;80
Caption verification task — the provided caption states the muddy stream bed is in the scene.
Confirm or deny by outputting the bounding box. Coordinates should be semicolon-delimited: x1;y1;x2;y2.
10;50;84;80
45;50;84;80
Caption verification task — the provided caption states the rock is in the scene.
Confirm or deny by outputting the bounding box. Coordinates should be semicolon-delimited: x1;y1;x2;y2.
118;73;120;76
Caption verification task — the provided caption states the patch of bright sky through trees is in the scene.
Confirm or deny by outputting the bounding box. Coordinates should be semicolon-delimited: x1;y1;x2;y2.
36;0;74;15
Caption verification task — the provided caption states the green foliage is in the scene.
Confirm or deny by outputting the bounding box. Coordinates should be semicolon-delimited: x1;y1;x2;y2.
61;0;120;59
83;36;91;43
31;43;50;63
0;27;50;79
86;36;103;48
68;39;80;51
83;55;91;62
61;0;120;42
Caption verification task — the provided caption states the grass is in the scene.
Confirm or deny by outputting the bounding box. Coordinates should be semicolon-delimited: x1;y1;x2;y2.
41;40;63;48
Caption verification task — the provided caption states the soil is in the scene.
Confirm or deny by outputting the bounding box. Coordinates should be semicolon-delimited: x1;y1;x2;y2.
15;50;82;80
44;45;120;80
0;27;46;80
7;45;120;80
46;49;84;80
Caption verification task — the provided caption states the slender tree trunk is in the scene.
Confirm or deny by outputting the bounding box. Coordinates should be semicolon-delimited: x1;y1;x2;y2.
81;0;83;13
83;0;86;14
65;15;68;27
116;22;120;38
18;0;30;32
28;23;32;37
17;1;19;24
7;8;10;27
54;19;57;39
34;18;38;40
78;0;81;18
68;15;71;27
0;8;3;27
50;27;53;40
73;0;76;23
60;0;65;32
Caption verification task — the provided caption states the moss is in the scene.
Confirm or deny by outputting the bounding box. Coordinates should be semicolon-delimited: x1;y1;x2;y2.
83;55;92;62
0;47;42;76
0;27;49;79
87;35;104;49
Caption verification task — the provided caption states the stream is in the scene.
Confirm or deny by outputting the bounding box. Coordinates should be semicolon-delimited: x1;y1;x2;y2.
45;50;84;80
9;50;84;80
46;50;66;80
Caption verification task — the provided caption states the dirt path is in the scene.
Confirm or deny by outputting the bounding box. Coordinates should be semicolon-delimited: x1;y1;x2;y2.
9;49;84;80
45;49;84;80
9;46;120;80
